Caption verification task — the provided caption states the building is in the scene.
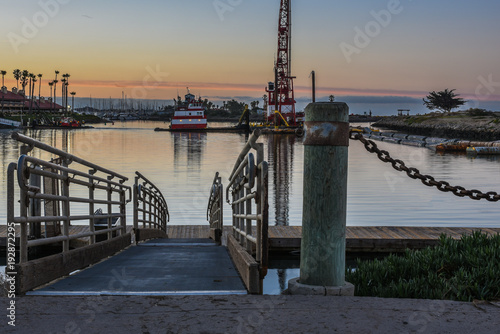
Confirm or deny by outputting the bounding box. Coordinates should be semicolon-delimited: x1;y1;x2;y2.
0;87;63;113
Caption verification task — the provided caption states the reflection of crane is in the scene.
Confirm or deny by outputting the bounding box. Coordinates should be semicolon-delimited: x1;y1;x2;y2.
268;135;295;226
265;0;297;126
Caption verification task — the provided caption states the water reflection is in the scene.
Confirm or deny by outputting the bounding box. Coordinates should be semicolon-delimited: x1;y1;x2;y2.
172;132;207;169
2;121;500;227
267;134;295;226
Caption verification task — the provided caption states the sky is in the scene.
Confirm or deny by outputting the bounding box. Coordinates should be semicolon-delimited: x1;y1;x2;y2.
2;0;500;115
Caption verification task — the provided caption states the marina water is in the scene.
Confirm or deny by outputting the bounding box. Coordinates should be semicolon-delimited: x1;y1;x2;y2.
2;121;500;294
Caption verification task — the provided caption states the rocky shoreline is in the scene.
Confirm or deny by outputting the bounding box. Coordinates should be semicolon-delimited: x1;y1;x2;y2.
373;111;500;141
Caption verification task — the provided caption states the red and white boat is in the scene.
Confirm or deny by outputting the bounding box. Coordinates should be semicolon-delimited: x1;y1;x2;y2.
170;91;207;130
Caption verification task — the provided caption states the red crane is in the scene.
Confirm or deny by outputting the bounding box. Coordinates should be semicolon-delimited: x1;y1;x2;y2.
265;0;301;127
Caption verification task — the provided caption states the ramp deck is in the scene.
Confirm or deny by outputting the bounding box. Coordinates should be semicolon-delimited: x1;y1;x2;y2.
28;238;247;296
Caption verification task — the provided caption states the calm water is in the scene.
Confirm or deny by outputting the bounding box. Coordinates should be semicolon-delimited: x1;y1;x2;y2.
2;120;499;228
2;120;500;294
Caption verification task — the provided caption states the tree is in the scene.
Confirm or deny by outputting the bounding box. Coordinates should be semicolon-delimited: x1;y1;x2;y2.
0;70;6;88
250;100;259;110
13;69;21;89
70;91;76;112
48;81;54;112
37;74;42;111
226;99;245;115
63;73;70;113
54;70;59;112
20;70;29;95
423;89;466;113
29;74;36;113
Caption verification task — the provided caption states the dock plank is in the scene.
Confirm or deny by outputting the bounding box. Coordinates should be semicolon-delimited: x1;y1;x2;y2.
2;225;499;252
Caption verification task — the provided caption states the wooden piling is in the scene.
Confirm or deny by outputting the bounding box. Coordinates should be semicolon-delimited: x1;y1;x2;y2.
300;102;349;287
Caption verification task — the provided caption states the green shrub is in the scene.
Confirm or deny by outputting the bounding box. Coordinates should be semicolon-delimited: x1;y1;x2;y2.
466;108;493;116
346;231;500;301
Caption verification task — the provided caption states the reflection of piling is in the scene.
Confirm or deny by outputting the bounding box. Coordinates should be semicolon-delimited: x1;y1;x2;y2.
288;102;354;295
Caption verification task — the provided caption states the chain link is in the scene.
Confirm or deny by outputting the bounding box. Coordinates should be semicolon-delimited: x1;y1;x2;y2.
350;132;500;202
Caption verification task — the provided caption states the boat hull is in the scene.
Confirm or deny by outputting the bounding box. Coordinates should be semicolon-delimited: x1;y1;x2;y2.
170;118;207;130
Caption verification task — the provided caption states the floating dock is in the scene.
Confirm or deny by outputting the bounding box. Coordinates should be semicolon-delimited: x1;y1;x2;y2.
3;225;498;253
154;126;248;133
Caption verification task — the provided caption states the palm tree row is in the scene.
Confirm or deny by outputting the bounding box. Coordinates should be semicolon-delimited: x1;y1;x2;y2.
0;68;76;114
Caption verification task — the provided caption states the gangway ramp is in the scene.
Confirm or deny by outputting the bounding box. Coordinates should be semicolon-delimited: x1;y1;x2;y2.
28;238;247;296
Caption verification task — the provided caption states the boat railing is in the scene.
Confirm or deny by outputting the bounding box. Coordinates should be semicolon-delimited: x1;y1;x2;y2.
226;129;269;280
133;171;169;242
8;132;131;264
207;172;223;244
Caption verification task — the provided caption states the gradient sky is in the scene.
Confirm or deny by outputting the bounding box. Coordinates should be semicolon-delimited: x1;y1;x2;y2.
2;0;500;113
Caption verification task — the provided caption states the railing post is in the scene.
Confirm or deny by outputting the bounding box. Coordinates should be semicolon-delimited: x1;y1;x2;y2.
29;166;42;239
133;178;138;231
290;102;354;295
120;188;126;235
107;176;113;241
20;192;28;263
89;170;95;244
61;159;70;253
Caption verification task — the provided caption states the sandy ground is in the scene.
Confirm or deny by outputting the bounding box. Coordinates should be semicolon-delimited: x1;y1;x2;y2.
1;295;499;333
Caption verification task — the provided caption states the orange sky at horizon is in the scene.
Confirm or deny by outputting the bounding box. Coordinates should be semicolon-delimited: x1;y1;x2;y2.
3;1;500;108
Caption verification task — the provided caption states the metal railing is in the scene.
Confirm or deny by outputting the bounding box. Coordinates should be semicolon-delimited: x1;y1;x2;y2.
133;171;169;234
226;129;269;277
8;132;131;263
207;172;223;243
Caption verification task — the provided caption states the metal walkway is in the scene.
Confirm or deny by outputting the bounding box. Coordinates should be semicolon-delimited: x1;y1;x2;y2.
28;239;247;296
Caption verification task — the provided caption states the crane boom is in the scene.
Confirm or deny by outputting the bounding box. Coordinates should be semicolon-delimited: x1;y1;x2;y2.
265;0;297;126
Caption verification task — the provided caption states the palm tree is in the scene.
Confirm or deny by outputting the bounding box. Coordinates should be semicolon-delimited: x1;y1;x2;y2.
13;69;21;90
37;74;42;112
48;81;54;112
54;70;59;112
61;78;66;113
63;73;70;113
28;73;32;113
53;80;58;112
20;70;29;96
0;70;6;88
0;70;5;113
31;75;37;114
28;73;36;113
37;74;42;99
65;82;69;113
70;91;76;113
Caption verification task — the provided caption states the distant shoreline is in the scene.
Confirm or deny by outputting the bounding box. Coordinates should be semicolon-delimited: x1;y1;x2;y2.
372;111;500;141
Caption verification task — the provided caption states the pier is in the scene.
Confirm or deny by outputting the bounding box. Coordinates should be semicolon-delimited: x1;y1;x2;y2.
3;127;500;298
6;225;498;252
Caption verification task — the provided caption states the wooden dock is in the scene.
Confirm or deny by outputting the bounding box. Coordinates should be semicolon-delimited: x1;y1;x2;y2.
172;225;500;252
2;225;499;252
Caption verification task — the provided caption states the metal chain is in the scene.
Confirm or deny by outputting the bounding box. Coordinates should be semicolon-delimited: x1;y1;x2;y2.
350;132;500;202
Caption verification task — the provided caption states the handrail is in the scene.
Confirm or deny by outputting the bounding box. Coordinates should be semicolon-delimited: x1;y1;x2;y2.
8;134;131;264
133;171;169;240
207;172;223;243
226;130;269;280
11;132;128;183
